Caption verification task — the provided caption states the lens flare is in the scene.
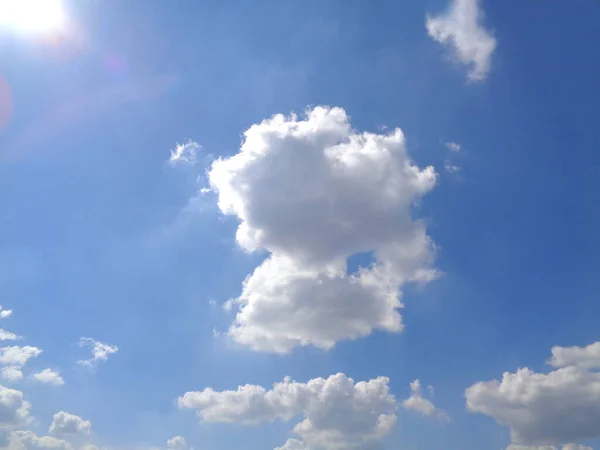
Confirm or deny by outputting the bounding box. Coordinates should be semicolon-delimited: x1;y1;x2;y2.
0;0;65;33
0;77;13;132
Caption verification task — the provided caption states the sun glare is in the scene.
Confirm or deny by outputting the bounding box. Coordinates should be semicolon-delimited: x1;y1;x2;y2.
0;0;65;33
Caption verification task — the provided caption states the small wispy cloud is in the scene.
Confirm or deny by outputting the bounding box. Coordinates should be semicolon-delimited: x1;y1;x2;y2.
445;141;461;152
77;338;118;370
444;159;461;176
169;140;201;165
0;306;13;319
426;0;497;81
402;379;449;421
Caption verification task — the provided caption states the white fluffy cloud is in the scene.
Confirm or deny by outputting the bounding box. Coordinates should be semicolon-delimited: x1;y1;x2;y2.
0;307;12;320
76;338;118;369
0;331;19;342
0;347;41;367
548;342;600;370
0;308;19;342
9;430;72;450
426;0;497;81
466;341;600;446
402;379;447;420
0;384;31;427
0;311;34;379
49;412;91;436
1;367;23;383
169;140;200;165
208;106;437;353
179;373;397;450
32;369;64;387
166;436;187;450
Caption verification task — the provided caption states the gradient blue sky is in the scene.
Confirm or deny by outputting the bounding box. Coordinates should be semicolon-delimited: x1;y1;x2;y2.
1;1;600;449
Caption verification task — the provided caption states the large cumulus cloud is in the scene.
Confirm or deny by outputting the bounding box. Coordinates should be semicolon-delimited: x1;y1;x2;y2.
208;106;437;353
179;373;396;450
466;341;600;447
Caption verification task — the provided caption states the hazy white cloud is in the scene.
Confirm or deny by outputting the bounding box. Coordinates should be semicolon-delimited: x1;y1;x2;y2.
79;445;99;450
549;342;600;370
9;430;72;450
32;369;64;386
0;330;20;342
0;347;42;367
466;341;600;446
49;412;91;436
0;309;19;341
77;338;118;370
0;309;20;345
0;384;31;426
208;106;437;353
444;159;461;176
166;436;188;450
0;307;13;320
445;141;461;152
275;440;307;450
169;140;200;165
506;446;558;450
402;379;447;421
1;366;23;383
426;0;497;80
507;445;593;450
179;373;397;449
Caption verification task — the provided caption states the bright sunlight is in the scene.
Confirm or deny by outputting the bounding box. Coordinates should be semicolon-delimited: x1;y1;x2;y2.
0;0;64;33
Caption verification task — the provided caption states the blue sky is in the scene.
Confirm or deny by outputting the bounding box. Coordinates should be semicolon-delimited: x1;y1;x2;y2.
1;0;600;449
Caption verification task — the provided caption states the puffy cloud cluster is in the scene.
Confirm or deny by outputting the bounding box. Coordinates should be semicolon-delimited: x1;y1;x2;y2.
179;373;397;450
49;412;91;436
77;338;118;370
0;347;42;368
8;430;72;450
0;309;43;384
0;347;42;383
166;436;188;450
0;384;31;427
426;0;497;81
466;341;600;447
0;306;18;344
402;379;447;421
208;106;437;353
1;367;23;384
